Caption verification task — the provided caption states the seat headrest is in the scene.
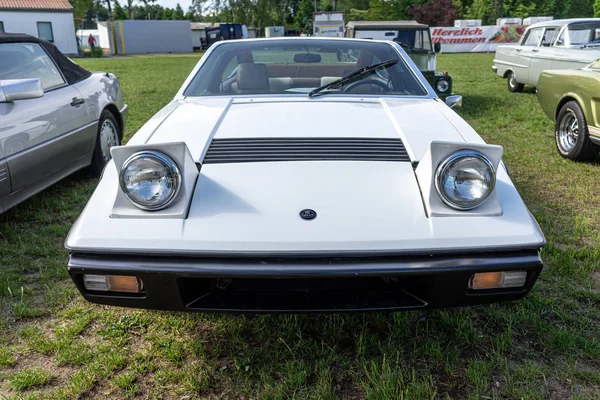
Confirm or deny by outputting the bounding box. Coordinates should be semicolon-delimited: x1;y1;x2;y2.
356;51;374;68
236;63;269;93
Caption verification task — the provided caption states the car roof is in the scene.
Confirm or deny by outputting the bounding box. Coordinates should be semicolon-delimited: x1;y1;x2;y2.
527;18;600;29
346;20;429;30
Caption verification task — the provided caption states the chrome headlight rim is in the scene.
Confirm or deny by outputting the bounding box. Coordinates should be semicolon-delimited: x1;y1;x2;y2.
436;78;450;93
119;150;182;211
434;150;496;211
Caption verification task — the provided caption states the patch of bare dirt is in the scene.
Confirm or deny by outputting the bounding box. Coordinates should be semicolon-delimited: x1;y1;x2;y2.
546;377;573;400
592;271;600;289
14;352;78;382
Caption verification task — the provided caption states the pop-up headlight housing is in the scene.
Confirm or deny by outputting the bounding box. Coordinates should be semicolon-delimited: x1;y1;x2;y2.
416;141;503;217
110;142;198;218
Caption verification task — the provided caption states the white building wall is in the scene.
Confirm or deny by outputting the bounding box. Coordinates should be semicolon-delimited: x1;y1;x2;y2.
0;10;78;54
77;24;110;48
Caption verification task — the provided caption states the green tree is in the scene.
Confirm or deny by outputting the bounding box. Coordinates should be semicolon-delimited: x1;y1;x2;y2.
295;0;314;32
138;0;157;19
163;7;173;19
566;0;593;17
113;0;129;19
70;0;95;19
367;0;399;20
173;3;185;19
595;0;600;16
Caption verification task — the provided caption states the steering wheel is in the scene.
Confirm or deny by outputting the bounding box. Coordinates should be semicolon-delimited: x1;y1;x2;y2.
343;79;392;93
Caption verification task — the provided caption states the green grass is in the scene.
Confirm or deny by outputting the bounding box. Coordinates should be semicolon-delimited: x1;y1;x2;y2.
8;368;53;391
0;53;599;398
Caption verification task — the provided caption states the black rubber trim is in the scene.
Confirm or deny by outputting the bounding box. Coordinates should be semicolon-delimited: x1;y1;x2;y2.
68;250;542;278
202;137;410;163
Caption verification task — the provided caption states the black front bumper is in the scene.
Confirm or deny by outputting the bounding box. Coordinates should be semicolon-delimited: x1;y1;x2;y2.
67;250;543;313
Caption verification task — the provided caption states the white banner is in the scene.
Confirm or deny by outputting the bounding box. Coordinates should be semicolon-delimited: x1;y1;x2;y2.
430;25;527;53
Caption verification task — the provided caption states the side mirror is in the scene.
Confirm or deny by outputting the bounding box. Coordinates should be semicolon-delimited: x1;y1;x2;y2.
445;95;462;110
0;79;44;103
434;42;441;53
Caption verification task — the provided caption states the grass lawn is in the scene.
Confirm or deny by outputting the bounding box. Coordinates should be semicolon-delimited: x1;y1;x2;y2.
1;53;599;399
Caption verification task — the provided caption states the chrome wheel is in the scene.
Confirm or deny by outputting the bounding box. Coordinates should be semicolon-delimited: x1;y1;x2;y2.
509;74;518;88
558;109;578;152
100;119;119;162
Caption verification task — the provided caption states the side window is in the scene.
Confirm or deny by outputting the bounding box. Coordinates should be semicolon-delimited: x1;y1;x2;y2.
37;22;54;42
0;43;65;90
0;22;4;33
523;28;543;46
541;28;557;46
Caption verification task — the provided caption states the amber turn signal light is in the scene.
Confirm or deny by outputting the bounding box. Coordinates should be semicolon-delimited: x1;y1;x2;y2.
83;274;144;293
469;271;527;290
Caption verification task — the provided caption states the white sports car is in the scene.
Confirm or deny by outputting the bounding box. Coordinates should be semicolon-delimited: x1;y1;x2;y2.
65;38;545;313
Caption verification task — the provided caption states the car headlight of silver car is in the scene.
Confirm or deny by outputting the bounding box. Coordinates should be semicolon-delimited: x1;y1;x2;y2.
434;150;495;210
436;78;450;93
119;150;182;211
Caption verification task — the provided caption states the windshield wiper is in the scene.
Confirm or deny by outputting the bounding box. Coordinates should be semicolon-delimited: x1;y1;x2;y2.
308;58;399;98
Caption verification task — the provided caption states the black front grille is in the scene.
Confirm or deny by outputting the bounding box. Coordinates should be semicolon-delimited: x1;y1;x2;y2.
178;276;428;312
202;137;410;164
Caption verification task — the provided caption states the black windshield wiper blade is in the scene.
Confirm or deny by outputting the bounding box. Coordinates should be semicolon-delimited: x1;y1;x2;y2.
308;58;399;98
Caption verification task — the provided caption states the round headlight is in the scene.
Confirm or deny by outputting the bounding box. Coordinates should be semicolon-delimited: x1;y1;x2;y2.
434;150;495;210
119;151;181;211
436;79;450;93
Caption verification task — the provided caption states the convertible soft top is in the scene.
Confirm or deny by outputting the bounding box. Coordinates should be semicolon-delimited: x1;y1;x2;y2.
0;33;91;84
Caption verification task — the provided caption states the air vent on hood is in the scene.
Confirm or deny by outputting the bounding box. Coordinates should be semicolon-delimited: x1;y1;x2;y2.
202;138;410;164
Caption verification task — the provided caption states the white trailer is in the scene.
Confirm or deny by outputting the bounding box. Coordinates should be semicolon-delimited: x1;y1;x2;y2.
265;26;285;37
523;17;554;26
496;18;523;26
313;12;345;37
454;19;482;28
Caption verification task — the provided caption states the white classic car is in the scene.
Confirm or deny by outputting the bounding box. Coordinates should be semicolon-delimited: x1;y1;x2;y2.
492;18;600;92
65;38;545;313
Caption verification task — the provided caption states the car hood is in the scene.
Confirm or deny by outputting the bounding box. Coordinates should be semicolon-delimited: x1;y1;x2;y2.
143;97;467;162
66;97;545;255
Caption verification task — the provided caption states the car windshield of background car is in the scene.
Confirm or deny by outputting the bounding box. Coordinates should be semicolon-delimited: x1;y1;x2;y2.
0;43;65;90
564;22;600;46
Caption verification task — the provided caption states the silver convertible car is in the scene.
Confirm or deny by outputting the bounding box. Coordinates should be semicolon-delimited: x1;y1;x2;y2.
66;38;545;313
0;33;127;213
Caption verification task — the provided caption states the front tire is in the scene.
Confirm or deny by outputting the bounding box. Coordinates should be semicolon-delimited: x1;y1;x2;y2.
555;101;599;161
90;110;121;177
507;71;524;93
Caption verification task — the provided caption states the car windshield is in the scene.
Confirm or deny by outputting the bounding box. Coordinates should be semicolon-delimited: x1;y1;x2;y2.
352;29;432;51
561;22;600;46
395;30;432;50
183;39;428;97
